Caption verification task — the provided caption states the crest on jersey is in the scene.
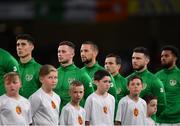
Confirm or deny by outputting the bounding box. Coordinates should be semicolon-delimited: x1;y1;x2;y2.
133;108;139;117
169;80;177;86
51;101;56;109
103;106;108;114
78;115;83;125
25;74;33;81
16;106;22;114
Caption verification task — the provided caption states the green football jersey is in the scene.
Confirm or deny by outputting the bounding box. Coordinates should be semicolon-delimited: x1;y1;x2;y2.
0;48;19;95
127;69;167;122
19;58;41;98
54;63;94;109
113;73;128;102
156;66;180;123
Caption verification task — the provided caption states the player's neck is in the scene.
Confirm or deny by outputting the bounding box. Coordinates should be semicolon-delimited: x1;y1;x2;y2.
86;59;96;67
61;60;73;67
20;55;32;64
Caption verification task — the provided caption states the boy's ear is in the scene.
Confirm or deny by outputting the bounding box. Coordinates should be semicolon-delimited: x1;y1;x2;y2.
39;76;43;83
94;80;98;85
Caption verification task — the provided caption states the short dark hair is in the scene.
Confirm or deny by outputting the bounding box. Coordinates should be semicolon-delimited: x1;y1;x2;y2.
133;47;150;59
70;80;84;87
106;53;122;65
161;45;179;58
94;69;110;81
59;41;75;50
143;95;157;104
82;41;99;52
16;34;35;45
127;75;143;86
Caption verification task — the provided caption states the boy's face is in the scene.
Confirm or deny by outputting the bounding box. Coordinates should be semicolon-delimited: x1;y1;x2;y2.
70;85;84;103
5;76;21;96
96;76;111;93
40;71;58;90
128;78;143;96
147;99;157;117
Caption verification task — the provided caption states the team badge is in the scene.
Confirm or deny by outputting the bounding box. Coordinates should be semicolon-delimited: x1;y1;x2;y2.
78;115;83;125
16;106;22;114
133;108;139;117
51;101;56;109
25;74;33;81
103;106;108;114
169;80;177;86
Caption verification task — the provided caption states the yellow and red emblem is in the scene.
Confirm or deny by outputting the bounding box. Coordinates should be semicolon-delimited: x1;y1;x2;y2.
133;108;139;117
103;106;108;114
78;115;83;125
16;106;22;114
51;101;56;109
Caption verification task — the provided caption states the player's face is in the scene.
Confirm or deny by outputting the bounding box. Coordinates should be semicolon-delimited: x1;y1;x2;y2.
105;57;120;76
80;44;94;64
5;76;21;96
16;39;34;58
132;52;149;71
96;76;111;94
58;45;74;64
161;50;176;69
40;71;58;90
70;85;84;104
128;78;143;96
147;99;157;117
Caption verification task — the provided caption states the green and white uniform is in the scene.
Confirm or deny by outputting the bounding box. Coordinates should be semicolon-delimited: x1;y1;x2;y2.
19;58;41;98
0;48;19;95
155;66;180;123
81;62;117;101
54;63;94;109
127;69;166;122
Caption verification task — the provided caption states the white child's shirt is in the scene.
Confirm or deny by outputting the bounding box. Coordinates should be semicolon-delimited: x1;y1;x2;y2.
60;103;86;126
116;95;147;125
146;117;156;126
29;88;61;125
0;94;32;125
84;92;115;125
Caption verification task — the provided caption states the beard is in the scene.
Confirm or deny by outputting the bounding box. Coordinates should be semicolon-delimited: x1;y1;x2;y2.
133;65;145;71
161;62;172;69
82;58;92;65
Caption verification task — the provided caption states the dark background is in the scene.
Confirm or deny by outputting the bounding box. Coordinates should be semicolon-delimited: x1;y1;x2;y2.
1;0;180;76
